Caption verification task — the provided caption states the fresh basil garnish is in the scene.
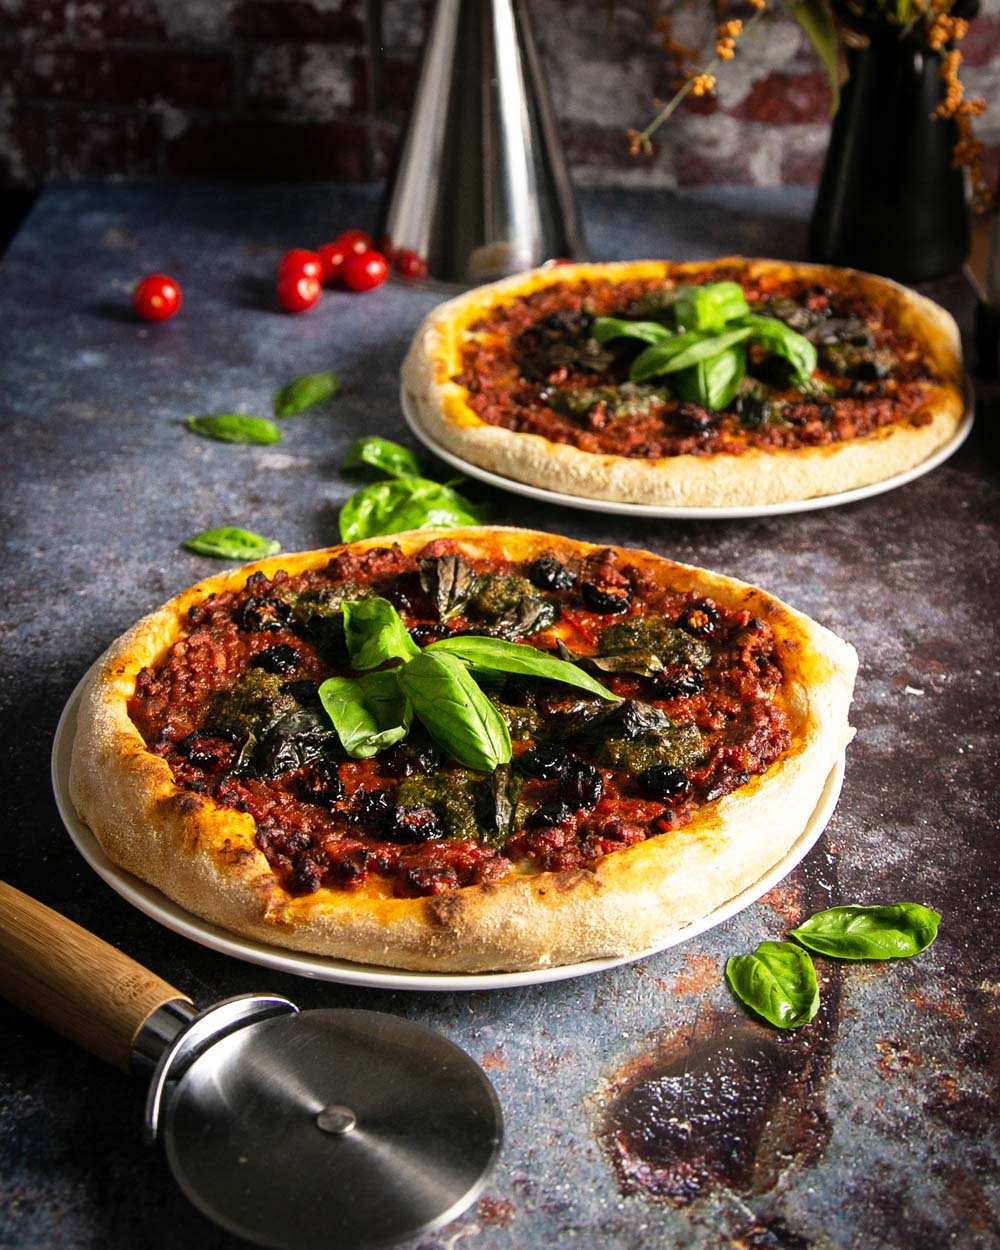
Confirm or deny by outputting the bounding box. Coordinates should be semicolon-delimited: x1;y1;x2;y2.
591;317;674;347
419;553;476;621
556;638;665;678
630;325;754;382
318;670;412;759
428;636;618;701
397;651;511;772
343;597;420;670
344;436;423;480
338;477;486;543
735;314;817;387
182;527;281;561
789;903;941;960
251;708;338;778
273;371;340;418
726;940;820;1029
675;281;749;332
672;343;747;411
186;414;282;445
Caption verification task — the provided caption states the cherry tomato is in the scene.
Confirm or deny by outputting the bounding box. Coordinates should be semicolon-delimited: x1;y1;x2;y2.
336;229;375;256
317;241;350;285
342;249;389;292
276;272;321;313
133;273;182;321
394;249;428;280
278;249;323;282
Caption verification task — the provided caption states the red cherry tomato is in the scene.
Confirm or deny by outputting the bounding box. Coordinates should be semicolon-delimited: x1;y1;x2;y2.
276;272;321;313
317;241;350;285
133;273;182;322
278;249;323;282
394;249;428;280
336;229;375;256
342;249;389;292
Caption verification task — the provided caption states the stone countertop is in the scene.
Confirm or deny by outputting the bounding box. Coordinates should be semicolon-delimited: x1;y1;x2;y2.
1;183;998;1250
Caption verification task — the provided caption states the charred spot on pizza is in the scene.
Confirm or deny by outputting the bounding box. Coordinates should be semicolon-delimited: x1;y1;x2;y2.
456;270;943;460
129;541;792;899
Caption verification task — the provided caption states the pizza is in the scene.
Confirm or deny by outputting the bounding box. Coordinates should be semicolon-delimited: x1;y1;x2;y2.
401;258;965;508
69;527;857;973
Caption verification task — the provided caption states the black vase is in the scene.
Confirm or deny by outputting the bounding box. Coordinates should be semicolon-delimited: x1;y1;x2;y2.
808;21;969;282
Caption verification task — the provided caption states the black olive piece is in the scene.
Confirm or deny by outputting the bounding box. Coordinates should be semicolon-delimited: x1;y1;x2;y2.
853;359;890;382
682;603;720;638
526;802;573;829
581;581;631;615
528;555;576;592
297;759;344;806
383;806;444;845
237;596;293;633
639;765;690;799
410;623;451;647
281;679;320;704
349;788;393;827
655;669;705;699
518;743;571;779
252;644;300;675
676;402;717;432
559;760;603;809
177;732;234;774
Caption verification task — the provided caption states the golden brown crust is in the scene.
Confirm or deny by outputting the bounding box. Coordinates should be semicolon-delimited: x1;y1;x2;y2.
69;527;857;972
401;258;965;508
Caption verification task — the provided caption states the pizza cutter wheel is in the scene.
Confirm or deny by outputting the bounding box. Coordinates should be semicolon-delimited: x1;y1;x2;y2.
0;882;503;1250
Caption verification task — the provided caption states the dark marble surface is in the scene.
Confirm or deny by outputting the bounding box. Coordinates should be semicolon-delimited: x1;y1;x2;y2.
1;183;998;1250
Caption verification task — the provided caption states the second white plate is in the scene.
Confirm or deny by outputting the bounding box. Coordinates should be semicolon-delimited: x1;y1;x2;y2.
54;664;845;992
401;384;973;521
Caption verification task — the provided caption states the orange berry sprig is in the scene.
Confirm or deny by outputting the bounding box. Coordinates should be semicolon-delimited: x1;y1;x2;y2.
930;24;991;211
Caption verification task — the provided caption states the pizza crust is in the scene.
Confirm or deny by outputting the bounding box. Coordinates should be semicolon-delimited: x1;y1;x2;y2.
401;259;965;508
70;527;858;973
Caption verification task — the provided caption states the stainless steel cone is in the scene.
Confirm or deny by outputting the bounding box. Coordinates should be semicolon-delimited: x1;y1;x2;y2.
380;0;587;287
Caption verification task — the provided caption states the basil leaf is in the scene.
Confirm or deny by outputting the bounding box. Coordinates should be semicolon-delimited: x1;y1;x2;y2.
182;527;281;561
273;371;340;418
629;325;753;382
556;637;666;678
419;553;476;621
338;478;487;543
186;415;282;445
591;317;674;346
672;344;747;411
674;281;749;332
738;314;818;386
476;763;523;847
318;670;412;758
343;597;420;670
344;436;423;480
726;941;820;1029
428;636;619;701
789;903;941;960
251;707;338;778
397;651;511;772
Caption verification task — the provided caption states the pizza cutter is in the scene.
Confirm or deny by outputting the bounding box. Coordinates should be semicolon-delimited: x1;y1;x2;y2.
0;882;502;1250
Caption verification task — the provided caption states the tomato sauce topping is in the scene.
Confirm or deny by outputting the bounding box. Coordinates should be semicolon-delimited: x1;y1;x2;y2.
454;271;938;459
130;542;791;898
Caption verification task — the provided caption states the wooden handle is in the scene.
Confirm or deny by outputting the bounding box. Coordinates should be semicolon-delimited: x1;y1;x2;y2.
0;882;191;1072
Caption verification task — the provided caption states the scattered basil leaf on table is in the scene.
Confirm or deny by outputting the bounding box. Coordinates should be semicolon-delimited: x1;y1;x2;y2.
672;344;747;411
397;651;512;772
674;281;749;332
726;940;820;1029
343;597;420;670
344;436;423;480
789;903;941;960
186;414;282;445
182;527;281;561
273;371;340;418
419;553;476;621
591;317;674;346
428;636;619;701
339;477;487;543
629;325;754;382
318;670;412;759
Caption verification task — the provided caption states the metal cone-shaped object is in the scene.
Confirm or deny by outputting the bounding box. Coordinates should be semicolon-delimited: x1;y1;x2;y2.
380;0;587;287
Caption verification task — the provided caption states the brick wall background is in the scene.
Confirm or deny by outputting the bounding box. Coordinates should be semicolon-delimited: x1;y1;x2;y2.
0;0;998;190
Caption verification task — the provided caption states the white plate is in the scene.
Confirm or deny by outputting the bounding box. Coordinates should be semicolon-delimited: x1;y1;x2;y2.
401;384;974;520
53;665;845;992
